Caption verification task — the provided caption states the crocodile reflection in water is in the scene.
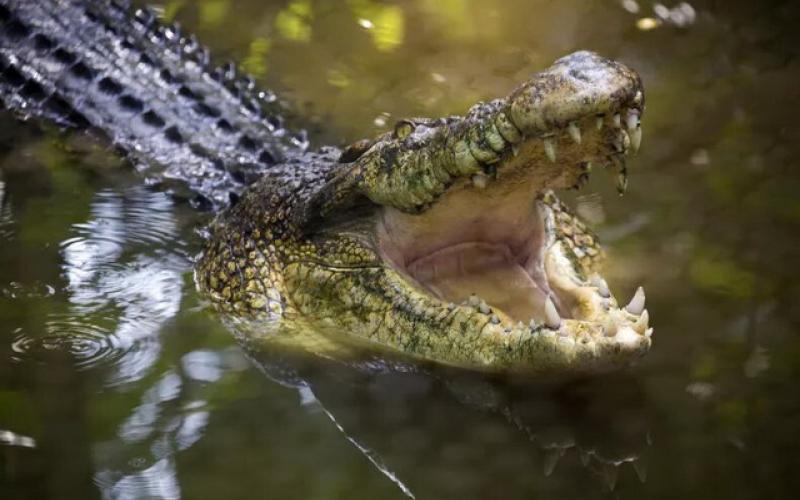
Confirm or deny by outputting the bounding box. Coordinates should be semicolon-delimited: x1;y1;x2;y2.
244;342;650;497
0;0;651;373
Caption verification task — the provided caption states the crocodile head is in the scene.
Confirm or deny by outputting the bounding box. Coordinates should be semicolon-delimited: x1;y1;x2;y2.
200;51;651;374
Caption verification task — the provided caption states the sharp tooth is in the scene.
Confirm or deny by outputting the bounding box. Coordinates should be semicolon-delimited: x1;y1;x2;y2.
512;144;519;157
579;449;592;466
633;309;649;334
625;286;646;315
595;116;604;130
468;294;480;307
544;295;561;329
543;138;556;163
630;127;642;153
585;161;593;173
567;122;581;144
626;110;639;131
590;276;610;297
478;300;491;315
612;113;621;127
600;463;619;491
490;314;501;324
529;319;538;330
407;190;426;206
632;460;648;483
615;326;640;345
471;173;487;189
543;448;564;476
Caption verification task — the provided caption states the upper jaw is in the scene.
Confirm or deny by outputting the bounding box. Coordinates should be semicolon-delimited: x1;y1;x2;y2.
306;51;643;222
506;51;643;136
462;51;644;198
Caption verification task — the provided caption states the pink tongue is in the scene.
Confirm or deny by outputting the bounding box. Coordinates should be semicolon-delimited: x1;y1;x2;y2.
408;242;548;322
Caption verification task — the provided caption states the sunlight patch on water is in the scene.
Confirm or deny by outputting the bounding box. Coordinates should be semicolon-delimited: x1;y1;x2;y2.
95;455;182;500
95;369;215;499
0;428;37;449
182;350;223;383
118;372;183;444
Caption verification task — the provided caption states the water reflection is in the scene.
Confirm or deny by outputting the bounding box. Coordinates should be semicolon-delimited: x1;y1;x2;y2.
94;347;250;500
10;186;189;386
95;456;182;500
0;429;37;449
300;386;418;499
95;371;189;500
243;342;651;498
0;179;13;241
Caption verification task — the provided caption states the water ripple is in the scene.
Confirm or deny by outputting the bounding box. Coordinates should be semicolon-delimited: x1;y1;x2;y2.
6;186;191;385
0;281;58;299
11;314;128;371
59;187;188;384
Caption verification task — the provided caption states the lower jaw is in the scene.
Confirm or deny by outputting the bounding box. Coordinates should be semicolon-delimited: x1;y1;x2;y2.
375;189;651;349
367;211;652;371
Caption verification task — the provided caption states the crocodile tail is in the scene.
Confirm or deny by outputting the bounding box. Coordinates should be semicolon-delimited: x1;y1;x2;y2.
0;0;307;209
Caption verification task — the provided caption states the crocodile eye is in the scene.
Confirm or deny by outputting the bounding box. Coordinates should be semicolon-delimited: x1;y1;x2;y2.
393;120;415;140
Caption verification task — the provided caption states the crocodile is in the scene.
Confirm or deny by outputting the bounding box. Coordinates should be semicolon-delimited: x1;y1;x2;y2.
0;0;652;374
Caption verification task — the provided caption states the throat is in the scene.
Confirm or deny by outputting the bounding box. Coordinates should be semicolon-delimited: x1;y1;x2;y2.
407;242;552;322
376;178;572;324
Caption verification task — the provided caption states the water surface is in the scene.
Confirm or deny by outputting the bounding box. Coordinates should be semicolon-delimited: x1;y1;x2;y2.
2;0;799;498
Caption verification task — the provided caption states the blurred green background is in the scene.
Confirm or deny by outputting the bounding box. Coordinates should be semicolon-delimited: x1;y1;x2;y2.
1;0;799;498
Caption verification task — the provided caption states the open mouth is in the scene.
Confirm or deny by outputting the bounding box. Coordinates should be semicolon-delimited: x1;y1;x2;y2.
376;82;651;351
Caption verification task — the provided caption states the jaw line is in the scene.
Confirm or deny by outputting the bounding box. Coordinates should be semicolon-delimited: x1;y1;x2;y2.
371;142;651;363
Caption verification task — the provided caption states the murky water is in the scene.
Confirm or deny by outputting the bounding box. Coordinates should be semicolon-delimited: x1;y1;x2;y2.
2;0;799;498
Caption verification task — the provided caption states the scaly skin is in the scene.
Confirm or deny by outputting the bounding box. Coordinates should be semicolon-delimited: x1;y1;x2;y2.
0;2;652;374
0;0;303;209
197;52;653;374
